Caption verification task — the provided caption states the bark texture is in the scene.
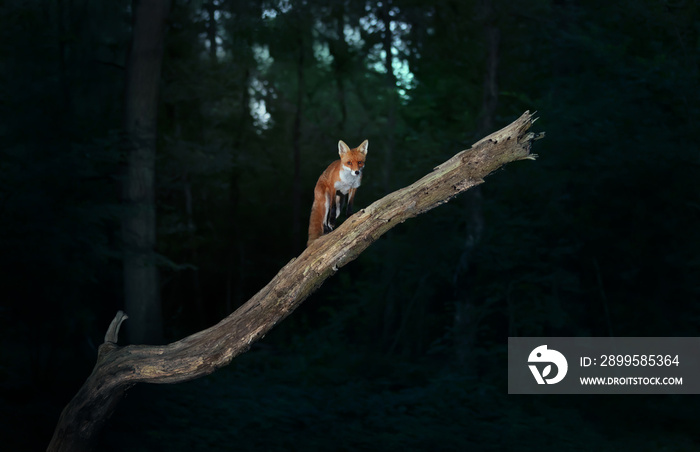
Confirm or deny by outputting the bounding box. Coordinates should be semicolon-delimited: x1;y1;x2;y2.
48;111;542;452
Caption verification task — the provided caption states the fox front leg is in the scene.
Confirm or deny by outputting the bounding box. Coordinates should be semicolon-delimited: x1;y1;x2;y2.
336;190;353;219
345;188;356;217
325;193;338;233
335;191;343;223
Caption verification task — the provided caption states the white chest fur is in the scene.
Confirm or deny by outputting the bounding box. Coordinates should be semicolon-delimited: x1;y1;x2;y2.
334;165;362;194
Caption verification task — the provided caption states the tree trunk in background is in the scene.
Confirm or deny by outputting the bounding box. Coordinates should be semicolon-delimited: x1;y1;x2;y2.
377;0;401;351
183;172;205;327
329;2;348;130
478;25;500;135
227;68;250;313
122;0;170;344
206;0;217;60
291;34;304;250
380;0;396;192
56;0;71;132
453;0;499;371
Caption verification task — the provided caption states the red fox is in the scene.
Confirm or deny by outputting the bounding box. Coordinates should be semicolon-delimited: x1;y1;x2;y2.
307;139;368;246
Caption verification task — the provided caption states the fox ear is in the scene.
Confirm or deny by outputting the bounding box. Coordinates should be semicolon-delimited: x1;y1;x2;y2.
358;139;368;155
338;140;350;156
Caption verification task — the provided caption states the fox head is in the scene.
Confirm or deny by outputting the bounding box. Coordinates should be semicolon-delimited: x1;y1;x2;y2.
338;139;368;176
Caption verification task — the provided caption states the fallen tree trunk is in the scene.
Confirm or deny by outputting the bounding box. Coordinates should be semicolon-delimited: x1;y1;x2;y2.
47;111;543;452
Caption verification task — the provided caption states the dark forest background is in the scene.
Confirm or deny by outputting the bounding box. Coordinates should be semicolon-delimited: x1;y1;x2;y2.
2;0;700;450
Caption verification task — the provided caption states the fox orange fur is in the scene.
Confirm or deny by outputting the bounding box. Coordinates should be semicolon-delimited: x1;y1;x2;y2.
307;140;368;246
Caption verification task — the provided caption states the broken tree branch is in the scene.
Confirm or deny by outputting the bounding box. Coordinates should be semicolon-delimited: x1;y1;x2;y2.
47;111;543;452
